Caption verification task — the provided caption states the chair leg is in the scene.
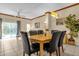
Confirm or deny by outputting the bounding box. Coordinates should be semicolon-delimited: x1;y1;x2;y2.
62;45;64;53
28;53;31;56
23;51;25;56
56;49;59;56
58;47;60;56
49;52;52;56
36;52;39;56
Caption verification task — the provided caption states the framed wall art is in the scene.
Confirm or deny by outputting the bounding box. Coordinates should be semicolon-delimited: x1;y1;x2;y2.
35;22;40;28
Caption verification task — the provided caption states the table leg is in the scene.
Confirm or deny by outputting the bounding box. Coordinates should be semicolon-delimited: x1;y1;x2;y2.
16;36;20;56
40;43;44;56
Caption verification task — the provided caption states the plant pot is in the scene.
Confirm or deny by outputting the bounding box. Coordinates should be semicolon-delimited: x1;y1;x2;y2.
68;38;75;45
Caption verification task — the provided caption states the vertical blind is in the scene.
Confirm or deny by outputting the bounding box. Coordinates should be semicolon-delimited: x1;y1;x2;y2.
0;18;2;39
0;17;21;39
2;20;21;39
17;21;21;36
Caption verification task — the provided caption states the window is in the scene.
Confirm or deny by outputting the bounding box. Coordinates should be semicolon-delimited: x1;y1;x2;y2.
2;22;17;39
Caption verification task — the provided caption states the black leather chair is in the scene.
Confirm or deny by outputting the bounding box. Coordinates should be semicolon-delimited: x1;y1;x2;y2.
29;30;38;36
58;31;66;56
38;30;44;34
20;32;39;56
44;31;62;56
51;30;58;34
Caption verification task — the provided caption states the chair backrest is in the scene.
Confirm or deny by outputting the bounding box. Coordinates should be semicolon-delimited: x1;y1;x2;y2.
38;30;44;34
20;31;31;53
58;31;66;47
29;30;38;36
51;30;58;34
49;31;62;51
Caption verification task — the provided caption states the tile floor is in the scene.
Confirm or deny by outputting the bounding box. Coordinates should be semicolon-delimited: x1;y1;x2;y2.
0;38;79;56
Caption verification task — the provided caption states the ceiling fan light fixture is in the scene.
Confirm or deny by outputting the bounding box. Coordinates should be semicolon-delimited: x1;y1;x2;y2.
51;11;58;18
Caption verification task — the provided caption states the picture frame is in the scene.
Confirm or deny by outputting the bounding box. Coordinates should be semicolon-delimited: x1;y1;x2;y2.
35;22;40;28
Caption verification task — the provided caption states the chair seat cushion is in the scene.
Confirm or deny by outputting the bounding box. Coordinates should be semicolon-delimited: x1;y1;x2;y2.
44;43;50;49
32;43;40;51
44;43;56;52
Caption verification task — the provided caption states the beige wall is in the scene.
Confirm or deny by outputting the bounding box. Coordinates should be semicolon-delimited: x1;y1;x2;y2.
58;5;79;19
30;15;47;31
20;19;31;32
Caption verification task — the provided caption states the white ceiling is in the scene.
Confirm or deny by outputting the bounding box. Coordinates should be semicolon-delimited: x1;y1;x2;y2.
0;3;74;19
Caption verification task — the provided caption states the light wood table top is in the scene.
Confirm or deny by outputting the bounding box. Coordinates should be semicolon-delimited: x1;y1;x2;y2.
30;34;52;56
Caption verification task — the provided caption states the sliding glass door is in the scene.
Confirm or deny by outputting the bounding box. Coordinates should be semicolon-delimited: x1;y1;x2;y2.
2;22;17;39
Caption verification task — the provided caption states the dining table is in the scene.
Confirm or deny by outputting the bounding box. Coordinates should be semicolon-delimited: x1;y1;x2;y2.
30;33;52;56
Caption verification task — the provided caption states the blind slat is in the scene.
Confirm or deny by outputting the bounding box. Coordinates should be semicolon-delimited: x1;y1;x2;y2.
0;18;2;39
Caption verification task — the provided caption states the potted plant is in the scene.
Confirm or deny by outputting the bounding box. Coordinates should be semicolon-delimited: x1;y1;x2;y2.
65;14;79;45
